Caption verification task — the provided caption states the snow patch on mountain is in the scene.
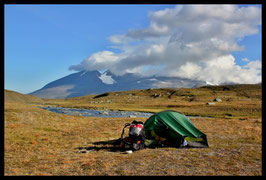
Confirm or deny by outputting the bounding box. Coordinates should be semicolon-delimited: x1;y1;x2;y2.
80;71;87;76
206;81;219;86
153;80;176;88
149;78;158;81
98;72;116;85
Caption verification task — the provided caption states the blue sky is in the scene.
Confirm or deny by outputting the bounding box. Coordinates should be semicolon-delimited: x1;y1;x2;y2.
5;4;262;94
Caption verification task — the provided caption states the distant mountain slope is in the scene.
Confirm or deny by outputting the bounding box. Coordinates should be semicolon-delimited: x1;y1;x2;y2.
5;89;43;104
29;70;209;99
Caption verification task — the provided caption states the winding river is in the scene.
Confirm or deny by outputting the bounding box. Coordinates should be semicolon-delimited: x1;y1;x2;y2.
40;106;153;118
40;106;212;119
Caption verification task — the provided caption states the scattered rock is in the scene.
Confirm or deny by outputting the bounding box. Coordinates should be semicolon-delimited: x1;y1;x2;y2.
100;111;109;115
213;98;222;102
77;148;96;153
120;112;126;115
206;102;216;105
152;94;161;98
224;113;233;117
78;149;87;153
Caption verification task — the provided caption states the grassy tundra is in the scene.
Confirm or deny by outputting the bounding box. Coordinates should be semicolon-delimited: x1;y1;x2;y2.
4;84;262;175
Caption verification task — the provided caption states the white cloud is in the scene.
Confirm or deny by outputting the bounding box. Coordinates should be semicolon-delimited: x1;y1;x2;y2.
109;34;128;44
174;62;202;79
178;55;262;85
69;5;261;84
69;50;122;71
244;60;262;70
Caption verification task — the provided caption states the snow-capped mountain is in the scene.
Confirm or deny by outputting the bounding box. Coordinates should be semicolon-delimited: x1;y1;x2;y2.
29;70;209;99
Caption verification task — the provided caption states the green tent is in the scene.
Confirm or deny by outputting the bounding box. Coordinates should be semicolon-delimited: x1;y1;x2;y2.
144;110;208;148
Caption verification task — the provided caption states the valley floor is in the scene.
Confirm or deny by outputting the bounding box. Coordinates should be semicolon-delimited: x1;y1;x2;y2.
4;101;262;175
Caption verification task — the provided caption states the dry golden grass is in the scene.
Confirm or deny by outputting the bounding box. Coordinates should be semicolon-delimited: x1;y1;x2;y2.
5;90;43;104
4;84;262;175
42;84;261;118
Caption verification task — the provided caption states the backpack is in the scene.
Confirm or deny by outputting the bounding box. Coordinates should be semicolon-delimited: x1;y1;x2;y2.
120;121;145;151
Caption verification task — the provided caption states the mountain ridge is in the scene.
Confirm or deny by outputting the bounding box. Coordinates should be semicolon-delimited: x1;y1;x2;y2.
29;70;211;99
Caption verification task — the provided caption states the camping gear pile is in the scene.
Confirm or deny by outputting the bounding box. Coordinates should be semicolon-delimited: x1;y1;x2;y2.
120;121;146;151
119;110;208;152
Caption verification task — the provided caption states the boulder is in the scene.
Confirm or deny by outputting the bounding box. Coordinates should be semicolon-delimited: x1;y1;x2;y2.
206;102;216;105
214;98;222;102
